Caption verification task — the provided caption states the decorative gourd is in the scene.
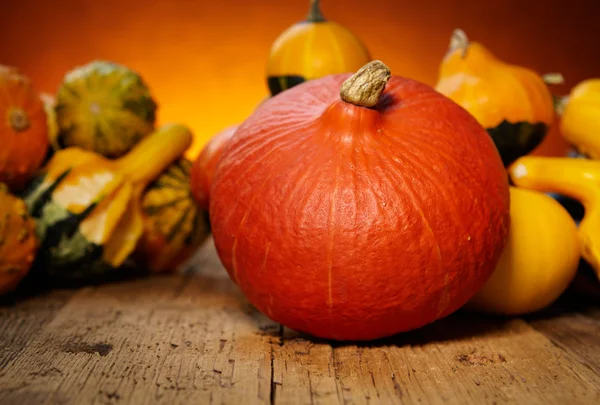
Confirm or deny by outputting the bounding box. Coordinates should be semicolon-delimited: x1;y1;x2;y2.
0;65;49;190
210;60;510;341
190;125;238;210
55;60;157;158
266;0;371;96
555;78;600;159
510;156;600;280
135;158;210;273
23;124;192;281
0;184;38;294
435;29;559;167
467;187;580;315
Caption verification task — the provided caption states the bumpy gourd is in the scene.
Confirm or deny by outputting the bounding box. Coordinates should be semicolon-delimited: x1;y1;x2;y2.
435;29;558;166
211;60;510;341
468;187;580;315
55;60;157;158
135;158;210;273
0;184;38;294
0;65;49;190
266;0;371;96
23;124;192;281
510;156;600;279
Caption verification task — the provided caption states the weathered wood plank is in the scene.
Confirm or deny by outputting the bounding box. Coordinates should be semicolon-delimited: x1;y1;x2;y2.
528;300;600;376
0;241;277;405
0;240;599;405
273;312;600;405
0;288;73;369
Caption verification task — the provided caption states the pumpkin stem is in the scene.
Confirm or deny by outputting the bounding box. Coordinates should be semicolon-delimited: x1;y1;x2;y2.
8;108;31;132
449;29;469;59
306;0;326;23
115;124;192;187
340;60;391;108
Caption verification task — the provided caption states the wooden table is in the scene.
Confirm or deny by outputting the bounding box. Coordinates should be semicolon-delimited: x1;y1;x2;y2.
1;239;599;405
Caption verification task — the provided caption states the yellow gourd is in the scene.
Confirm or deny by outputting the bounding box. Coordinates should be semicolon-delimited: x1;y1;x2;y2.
509;156;600;279
266;0;371;96
556;78;600;158
467;187;580;315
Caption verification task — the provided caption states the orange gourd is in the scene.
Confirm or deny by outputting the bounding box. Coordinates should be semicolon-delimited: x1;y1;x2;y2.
210;61;510;341
190;125;238;210
0;65;49;190
0;184;38;294
435;30;558;166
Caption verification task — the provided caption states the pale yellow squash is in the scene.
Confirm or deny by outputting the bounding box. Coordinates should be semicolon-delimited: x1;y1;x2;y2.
467;187;580;315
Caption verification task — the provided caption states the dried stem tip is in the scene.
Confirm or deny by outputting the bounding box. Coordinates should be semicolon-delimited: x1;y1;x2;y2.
340;60;391;108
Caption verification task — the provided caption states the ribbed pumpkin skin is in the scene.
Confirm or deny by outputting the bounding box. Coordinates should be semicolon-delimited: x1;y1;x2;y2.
136;159;210;273
0;66;49;190
55;60;157;158
210;74;510;341
190;125;238;210
0;185;38;294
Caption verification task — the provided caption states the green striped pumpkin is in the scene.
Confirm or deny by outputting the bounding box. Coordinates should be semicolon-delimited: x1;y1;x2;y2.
135;158;210;273
55;60;157;158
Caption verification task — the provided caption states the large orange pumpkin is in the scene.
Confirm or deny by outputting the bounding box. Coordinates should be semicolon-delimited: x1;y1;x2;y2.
190;125;238;210
210;61;510;341
0;65;49;190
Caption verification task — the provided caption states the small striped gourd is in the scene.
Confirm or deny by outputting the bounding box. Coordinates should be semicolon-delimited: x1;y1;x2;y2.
55;60;157;158
135;158;210;273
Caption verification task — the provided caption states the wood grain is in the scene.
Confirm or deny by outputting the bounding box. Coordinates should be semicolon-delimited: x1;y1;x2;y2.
0;239;599;405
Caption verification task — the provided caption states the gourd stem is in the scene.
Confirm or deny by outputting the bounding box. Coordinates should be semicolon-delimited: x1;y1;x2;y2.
306;0;326;23
340;60;391;108
115;124;192;187
553;95;569;116
449;29;469;59
541;73;567;116
9;108;30;132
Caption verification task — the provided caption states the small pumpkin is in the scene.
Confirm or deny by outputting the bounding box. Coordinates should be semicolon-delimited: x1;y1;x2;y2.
0;184;38;295
190;125;238;210
467;187;580;315
23;124;192;281
266;0;371;96
210;60;510;341
135;158;210;273
55;60;157;158
435;29;559;166
0;65;49;190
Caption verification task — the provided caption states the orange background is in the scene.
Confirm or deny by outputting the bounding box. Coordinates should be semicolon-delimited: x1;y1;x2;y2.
1;0;599;158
